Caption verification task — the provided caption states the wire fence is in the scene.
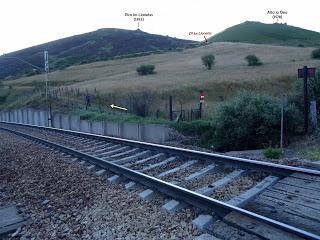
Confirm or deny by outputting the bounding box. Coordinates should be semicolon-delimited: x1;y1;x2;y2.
30;87;204;121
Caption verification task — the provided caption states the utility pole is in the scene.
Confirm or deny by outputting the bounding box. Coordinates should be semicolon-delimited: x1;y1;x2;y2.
280;95;285;149
303;66;308;133
297;66;316;133
44;51;51;127
169;96;173;121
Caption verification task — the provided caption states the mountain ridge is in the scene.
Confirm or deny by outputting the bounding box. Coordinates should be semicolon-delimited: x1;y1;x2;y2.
0;28;196;80
2;21;320;80
209;21;320;47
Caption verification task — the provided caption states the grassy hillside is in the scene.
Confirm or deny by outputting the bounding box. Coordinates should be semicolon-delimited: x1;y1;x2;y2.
2;42;318;116
209;21;320;47
0;28;196;80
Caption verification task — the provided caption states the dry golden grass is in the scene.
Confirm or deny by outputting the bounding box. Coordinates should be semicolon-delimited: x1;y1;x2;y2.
6;42;319;110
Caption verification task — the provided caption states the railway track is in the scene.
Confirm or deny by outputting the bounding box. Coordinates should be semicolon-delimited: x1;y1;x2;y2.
1;121;320;240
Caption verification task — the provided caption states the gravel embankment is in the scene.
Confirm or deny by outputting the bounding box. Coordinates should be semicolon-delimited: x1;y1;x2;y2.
4;124;319;171
1;125;85;149
143;159;185;177
166;141;320;170
0;130;201;239
186;171;227;190
129;155;167;170
160;161;209;182
210;173;267;202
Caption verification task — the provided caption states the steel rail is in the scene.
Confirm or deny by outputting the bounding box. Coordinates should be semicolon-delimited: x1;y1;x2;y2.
2;121;320;177
1;126;320;240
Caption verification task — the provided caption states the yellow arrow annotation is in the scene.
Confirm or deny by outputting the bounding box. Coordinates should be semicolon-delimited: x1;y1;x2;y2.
110;104;128;111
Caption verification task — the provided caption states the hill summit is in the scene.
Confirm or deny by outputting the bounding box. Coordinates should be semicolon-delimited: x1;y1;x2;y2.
209;21;320;47
0;28;196;79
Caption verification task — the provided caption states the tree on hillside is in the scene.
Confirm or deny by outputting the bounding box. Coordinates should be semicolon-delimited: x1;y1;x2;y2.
201;54;215;70
136;65;155;75
0;80;8;104
312;48;320;59
245;55;262;66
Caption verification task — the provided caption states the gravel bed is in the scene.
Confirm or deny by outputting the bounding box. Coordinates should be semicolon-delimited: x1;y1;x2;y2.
39;132;95;150
83;192;200;239
160;161;210;182
115;153;156;166
143;159;185;177
107;149;141;160
129;155;168;170
2;124;85;149
225;150;308;168
209;172;267;202
4;124;318;171
186;169;232;190
166;140;319;170
165;141;217;154
2;125;124;158
0;129;201;239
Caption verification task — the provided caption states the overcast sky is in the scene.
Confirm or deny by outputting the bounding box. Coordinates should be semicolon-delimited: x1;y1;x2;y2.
0;0;319;54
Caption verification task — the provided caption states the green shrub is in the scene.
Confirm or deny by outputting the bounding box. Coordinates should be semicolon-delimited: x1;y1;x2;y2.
54;58;73;70
136;65;155;75
79;112;109;121
297;147;320;161
311;48;320;59
288;73;320;123
263;147;283;159
171;120;212;135
80;113;96;120
201;54;215;70
245;55;262;66
25;69;41;77
211;91;301;151
0;95;7;104
129;91;153;117
171;120;215;147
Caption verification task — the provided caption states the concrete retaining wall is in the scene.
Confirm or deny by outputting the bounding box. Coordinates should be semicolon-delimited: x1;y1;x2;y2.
27;109;34;125
120;123;140;141
9;111;14;122
91;121;104;135
18;110;23;123
61;115;70;130
141;124;169;143
52;114;60;129
39;111;47;126
0;108;171;144
22;109;28;124
13;111;18;123
80;120;91;133
69;116;79;131
34;111;40;126
106;122;120;137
